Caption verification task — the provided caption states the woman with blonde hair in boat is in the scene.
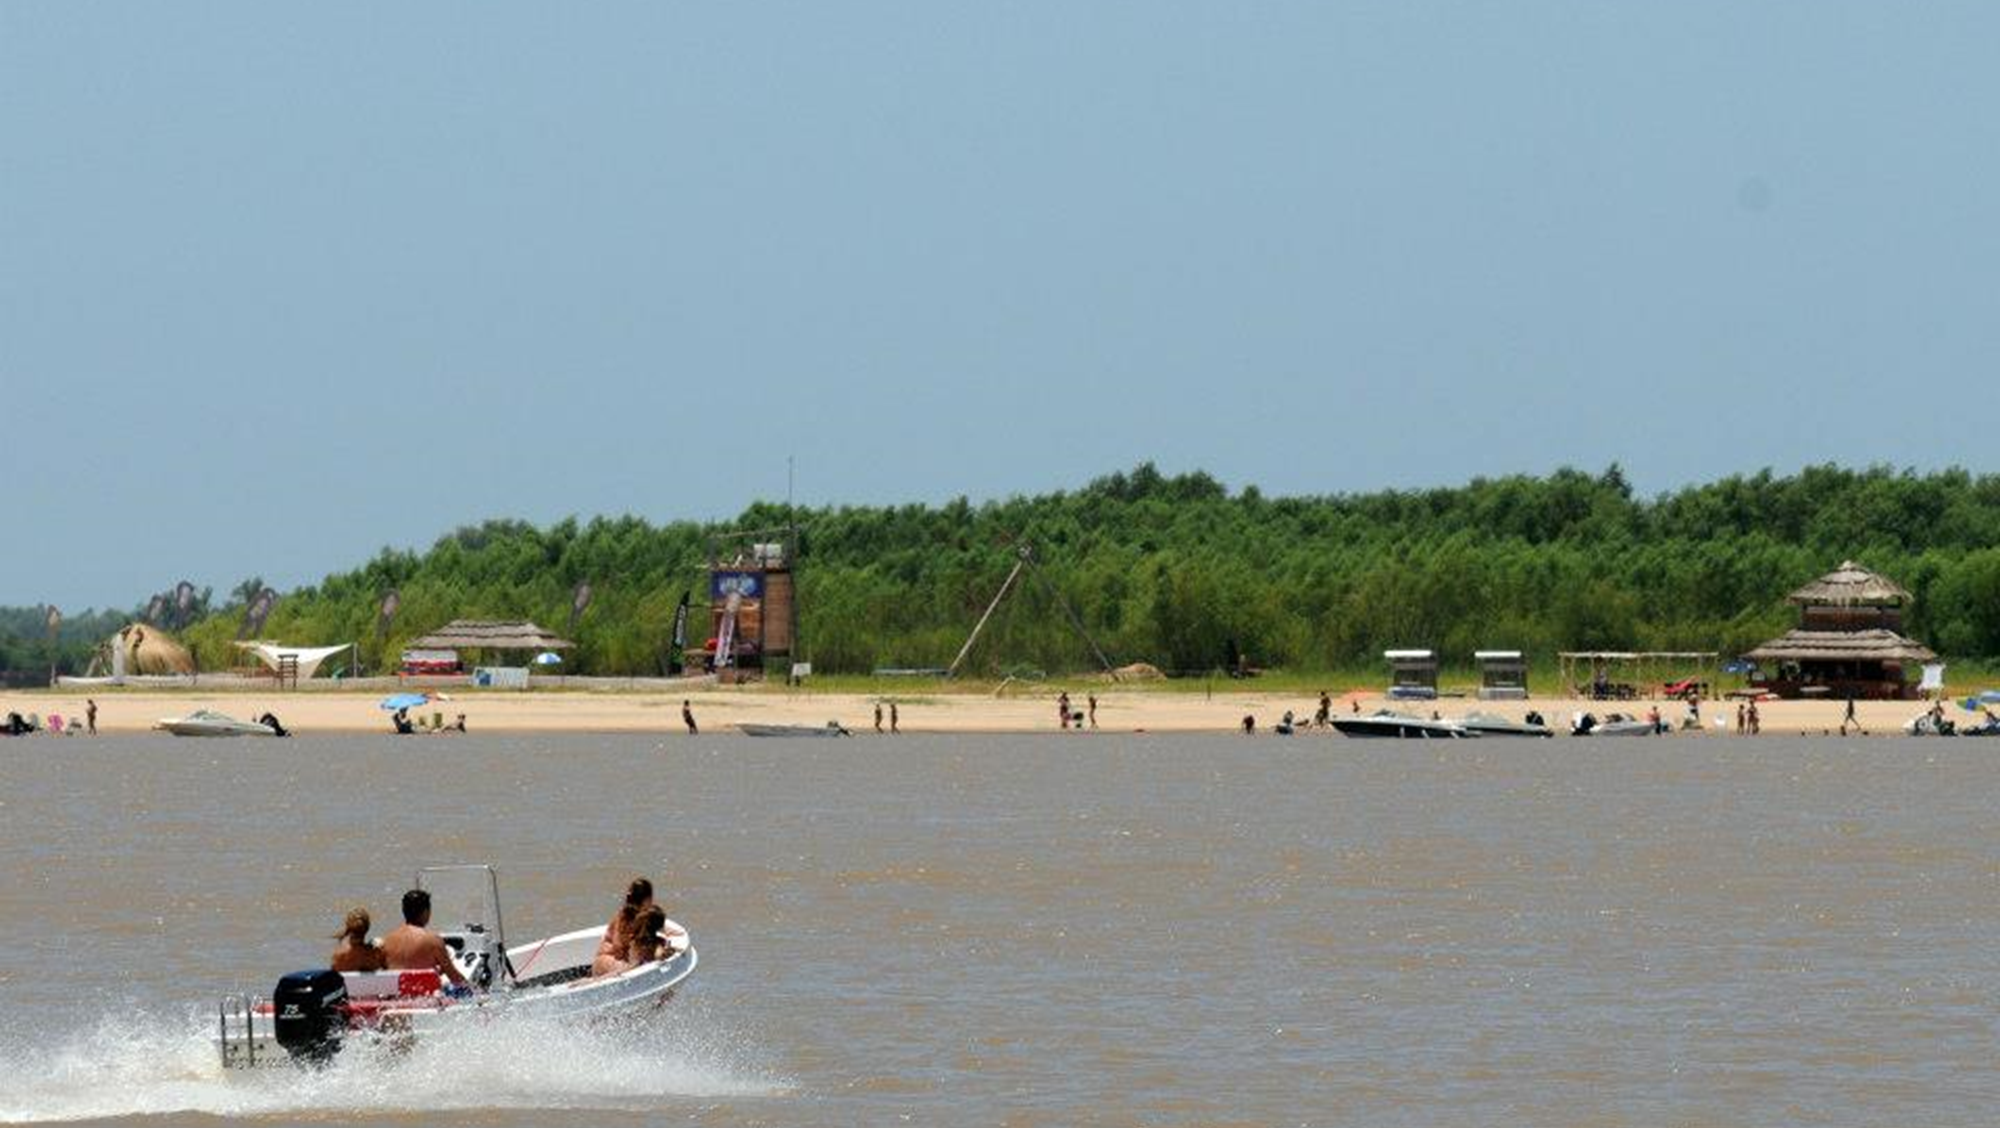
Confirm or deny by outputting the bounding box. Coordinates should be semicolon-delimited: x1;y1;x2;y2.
330;906;389;973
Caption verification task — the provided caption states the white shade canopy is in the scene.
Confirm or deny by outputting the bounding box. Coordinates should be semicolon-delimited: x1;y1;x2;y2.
234;641;356;680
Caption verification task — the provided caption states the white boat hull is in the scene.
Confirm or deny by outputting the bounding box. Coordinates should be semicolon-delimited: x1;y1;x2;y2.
217;923;695;1068
1332;713;1476;739
159;721;279;737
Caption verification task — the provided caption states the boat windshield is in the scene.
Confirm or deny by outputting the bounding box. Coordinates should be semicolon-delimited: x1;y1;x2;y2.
416;865;505;947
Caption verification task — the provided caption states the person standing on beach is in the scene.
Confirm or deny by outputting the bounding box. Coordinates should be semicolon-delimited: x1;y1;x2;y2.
874;702;884;734
889;702;899;734
681;700;698;735
1747;700;1761;735
1315;692;1331;728
85;699;97;735
1057;692;1071;729
1736;703;1747;733
1087;695;1098;729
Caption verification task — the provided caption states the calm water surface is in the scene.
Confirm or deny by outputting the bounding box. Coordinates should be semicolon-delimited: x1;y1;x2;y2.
2;733;1998;1125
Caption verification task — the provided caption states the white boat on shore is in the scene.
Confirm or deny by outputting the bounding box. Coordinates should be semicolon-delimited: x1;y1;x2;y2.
1570;712;1662;737
156;710;288;737
1457;712;1554;738
215;865;695;1069
1332;711;1476;739
737;721;852;737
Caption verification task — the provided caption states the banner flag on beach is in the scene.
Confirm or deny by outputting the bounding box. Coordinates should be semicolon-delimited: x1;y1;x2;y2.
239;588;279;639
668;590;690;675
569;582;594;633
44;605;60;640
143;593;166;625
377;590;401;638
175;581;195;613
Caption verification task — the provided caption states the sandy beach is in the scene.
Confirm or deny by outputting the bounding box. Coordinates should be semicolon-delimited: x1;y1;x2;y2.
0;685;1967;737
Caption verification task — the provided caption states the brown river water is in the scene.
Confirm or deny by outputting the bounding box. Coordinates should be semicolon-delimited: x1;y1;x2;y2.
2;733;1998;1126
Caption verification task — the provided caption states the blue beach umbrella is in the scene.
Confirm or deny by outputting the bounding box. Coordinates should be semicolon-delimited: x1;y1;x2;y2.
380;692;430;711
533;652;563;666
1961;691;2000;712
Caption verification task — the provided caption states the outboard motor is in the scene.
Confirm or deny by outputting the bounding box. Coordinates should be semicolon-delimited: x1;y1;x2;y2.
272;969;348;1065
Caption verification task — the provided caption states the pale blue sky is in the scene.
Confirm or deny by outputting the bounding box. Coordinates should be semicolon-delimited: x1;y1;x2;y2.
3;2;1996;609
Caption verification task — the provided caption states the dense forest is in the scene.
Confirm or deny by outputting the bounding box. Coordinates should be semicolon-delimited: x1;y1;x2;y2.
7;464;2000;679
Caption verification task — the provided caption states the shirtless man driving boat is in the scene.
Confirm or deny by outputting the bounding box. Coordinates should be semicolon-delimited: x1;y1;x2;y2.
380;888;470;988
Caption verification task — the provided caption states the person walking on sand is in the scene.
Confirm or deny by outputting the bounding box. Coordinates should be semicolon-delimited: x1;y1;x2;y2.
1841;694;1857;736
890;701;900;734
85;699;97;735
1087;694;1098;729
681;700;698;735
1315;691;1331;728
874;702;884;734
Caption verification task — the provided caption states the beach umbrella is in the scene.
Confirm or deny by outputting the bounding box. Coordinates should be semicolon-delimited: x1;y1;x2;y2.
380;692;430;711
533;651;563;666
1961;692;2000;711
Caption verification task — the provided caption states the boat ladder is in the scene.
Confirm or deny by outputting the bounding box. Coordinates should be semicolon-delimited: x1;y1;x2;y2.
217;993;264;1069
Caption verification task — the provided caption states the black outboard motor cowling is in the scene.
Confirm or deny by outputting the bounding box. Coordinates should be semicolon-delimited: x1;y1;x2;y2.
272;969;347;1065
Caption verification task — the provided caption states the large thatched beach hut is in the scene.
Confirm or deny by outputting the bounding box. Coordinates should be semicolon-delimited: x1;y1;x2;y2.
1744;561;1935;699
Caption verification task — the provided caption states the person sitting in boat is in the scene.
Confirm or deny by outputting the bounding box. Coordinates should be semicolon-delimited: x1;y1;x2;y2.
330;906;389;973
381;888;470;989
592;878;655;977
595;904;675;979
625;904;673;966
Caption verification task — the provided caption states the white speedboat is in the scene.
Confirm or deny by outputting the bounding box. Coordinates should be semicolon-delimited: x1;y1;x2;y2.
156;709;287;737
1458;712;1554;738
215;866;696;1069
1332;711;1476;739
1570;712;1661;737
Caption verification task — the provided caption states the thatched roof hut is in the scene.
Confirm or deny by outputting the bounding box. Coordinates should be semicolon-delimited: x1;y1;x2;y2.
1746;561;1935;699
1745;628;1936;665
404;619;574;652
1787;561;1912;607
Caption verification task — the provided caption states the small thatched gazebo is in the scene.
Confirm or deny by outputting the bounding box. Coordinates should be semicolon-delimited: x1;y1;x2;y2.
1745;562;1934;699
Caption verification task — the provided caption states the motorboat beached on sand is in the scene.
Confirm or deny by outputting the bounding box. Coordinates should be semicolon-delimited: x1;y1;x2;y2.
156;710;289;737
1332;711;1476;739
1570;712;1661;737
1457;711;1554;738
215;865;696;1069
737;721;852;737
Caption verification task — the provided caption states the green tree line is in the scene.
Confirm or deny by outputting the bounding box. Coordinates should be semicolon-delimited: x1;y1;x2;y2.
8;464;2000;677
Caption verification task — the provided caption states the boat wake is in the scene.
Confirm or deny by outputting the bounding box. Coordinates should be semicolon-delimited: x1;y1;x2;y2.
0;997;787;1123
